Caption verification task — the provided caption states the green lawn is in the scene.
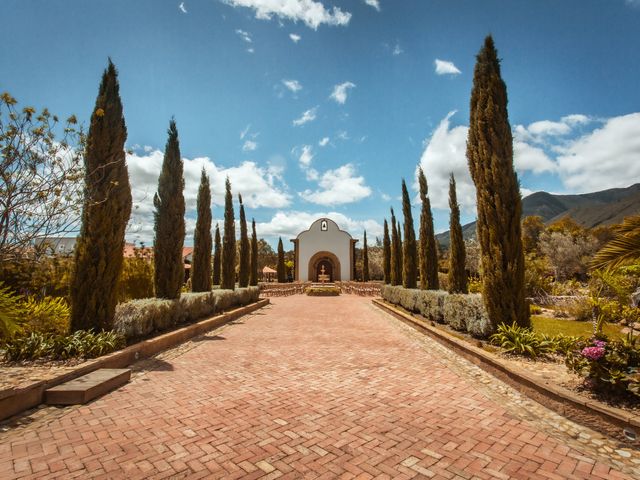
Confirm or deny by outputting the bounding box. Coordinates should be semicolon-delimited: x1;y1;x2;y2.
531;315;625;339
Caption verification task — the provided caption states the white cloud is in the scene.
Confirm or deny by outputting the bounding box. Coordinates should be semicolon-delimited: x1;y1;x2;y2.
305;168;319;181
527;120;571;137
247;47;255;54
562;114;590;126
223;0;351;30
282;79;302;92
513;141;556;174
330;81;356;104
289;33;301;43
336;130;349;141
300;164;372;205
257;211;382;241
242;140;258;152
364;0;380;11
626;0;640;7
293;106;318;126
555;112;640;192
125;150;291;244
240;124;251;139
418;111;640;213
179;2;187;13
417;111;475;212
513;114;592;144
380;192;391;201
318;137;330;147
434;59;461;76
235;29;252;43
298;145;313;166
392;43;403;56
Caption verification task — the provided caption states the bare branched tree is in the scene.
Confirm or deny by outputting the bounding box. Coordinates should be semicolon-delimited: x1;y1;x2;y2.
0;92;85;260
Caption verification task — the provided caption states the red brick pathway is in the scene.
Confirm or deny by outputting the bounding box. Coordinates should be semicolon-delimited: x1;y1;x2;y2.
0;296;634;479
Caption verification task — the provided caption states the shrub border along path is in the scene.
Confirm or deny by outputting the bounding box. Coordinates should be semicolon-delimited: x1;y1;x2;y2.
0;299;269;422
372;298;640;447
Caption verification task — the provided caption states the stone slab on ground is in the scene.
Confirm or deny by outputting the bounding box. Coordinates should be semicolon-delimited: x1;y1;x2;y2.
45;369;131;405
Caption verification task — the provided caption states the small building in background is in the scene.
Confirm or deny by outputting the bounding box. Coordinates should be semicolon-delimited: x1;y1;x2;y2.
291;218;357;282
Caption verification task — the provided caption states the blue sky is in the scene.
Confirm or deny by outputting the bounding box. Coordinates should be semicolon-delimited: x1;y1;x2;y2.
2;0;640;247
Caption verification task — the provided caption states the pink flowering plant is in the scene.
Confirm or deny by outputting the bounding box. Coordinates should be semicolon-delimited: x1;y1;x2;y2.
566;333;640;399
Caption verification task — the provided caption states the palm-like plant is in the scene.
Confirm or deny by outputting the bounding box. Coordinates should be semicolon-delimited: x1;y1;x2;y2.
591;215;640;270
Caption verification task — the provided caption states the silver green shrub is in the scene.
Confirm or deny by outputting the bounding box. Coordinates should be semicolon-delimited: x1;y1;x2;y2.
416;290;447;323
444;293;492;337
382;285;492;338
114;287;259;340
180;292;217;323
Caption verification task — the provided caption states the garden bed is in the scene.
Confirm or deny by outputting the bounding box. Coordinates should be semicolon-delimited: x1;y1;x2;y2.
373;298;640;445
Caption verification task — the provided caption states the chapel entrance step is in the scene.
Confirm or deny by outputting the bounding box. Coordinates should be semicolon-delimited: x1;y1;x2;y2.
45;368;131;405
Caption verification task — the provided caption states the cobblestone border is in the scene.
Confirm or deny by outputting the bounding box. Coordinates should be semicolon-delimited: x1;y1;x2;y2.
372;298;640;447
0;299;270;422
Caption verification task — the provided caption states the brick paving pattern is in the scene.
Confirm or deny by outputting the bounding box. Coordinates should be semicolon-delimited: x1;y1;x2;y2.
0;295;638;479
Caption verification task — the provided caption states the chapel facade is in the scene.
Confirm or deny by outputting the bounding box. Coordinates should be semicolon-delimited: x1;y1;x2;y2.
291;218;357;282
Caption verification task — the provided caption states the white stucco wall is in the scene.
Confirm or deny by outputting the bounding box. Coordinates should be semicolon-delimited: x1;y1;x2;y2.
296;218;353;281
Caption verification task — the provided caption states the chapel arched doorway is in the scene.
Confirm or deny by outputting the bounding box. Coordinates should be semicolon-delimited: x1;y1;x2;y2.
308;251;341;282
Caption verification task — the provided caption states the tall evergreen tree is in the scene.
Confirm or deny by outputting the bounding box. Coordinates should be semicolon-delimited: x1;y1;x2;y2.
191;168;212;292
250;219;258;286
276;237;286;283
418;167;439;290
362;230;370;282
401;179;417;288
382;219;391;284
390;209;400;286
467;35;529;329
238;194;250;288
397;222;403;281
153;119;185;299
71;60;132;331
448;174;467;293
213;223;221;286
221;177;236;290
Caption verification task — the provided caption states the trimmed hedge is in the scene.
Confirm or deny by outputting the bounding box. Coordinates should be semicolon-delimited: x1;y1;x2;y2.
306;286;340;296
381;285;493;338
114;287;259;340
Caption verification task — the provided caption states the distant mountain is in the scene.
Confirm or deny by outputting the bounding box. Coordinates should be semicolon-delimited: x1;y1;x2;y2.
436;183;640;248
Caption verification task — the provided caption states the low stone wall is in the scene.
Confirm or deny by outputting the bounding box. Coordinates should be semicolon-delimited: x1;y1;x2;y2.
336;282;382;296
259;283;308;297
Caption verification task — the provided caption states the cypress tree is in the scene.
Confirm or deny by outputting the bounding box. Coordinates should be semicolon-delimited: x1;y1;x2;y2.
213;223;221;286
250;219;258;286
70;60;132;331
153;119;185;299
382;219;391;284
397;222;403;281
467;35;529;329
276;237;286;283
191;168;212;292
418;167;439;290
448;174;467;293
390;208;400;286
362;230;370;282
401;179;417;288
238;194;250;288
221;177;236;290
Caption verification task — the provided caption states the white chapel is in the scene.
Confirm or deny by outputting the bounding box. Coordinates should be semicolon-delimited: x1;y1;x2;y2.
291;218;357;282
